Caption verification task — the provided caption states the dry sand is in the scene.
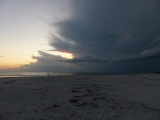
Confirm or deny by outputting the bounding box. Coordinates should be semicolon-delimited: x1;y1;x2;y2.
0;74;160;120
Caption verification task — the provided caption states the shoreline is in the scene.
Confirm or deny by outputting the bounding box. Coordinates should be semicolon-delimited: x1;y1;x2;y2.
0;72;158;78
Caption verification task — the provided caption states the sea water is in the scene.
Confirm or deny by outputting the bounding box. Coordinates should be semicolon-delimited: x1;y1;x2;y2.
0;72;73;78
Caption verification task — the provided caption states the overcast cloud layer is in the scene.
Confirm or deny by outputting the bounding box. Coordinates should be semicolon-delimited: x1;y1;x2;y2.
8;0;160;73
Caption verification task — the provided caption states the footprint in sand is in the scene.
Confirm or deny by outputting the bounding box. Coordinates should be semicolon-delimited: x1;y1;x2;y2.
4;80;17;84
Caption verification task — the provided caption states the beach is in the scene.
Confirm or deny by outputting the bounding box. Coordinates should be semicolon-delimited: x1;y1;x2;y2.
0;74;160;120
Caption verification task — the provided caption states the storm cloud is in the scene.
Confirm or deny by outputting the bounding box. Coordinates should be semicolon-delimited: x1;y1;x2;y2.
46;0;160;72
8;0;160;73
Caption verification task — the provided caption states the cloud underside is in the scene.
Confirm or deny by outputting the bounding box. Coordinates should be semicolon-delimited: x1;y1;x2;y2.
12;0;160;73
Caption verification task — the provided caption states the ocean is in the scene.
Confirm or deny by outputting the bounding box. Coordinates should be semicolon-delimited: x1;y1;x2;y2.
0;72;73;78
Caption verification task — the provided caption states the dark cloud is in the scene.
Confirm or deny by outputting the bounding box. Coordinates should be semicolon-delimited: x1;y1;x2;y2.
31;51;67;63
8;0;160;73
58;56;103;65
17;51;77;72
51;0;160;57
50;35;74;52
46;0;160;72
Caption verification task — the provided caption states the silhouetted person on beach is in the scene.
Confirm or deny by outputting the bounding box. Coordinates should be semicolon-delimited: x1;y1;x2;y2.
47;73;49;76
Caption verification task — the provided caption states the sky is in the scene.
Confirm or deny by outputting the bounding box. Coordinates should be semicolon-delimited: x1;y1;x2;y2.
0;0;160;73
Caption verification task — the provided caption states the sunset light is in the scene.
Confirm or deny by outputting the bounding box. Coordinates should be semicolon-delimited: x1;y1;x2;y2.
0;0;160;73
0;1;160;119
46;51;74;59
0;56;36;69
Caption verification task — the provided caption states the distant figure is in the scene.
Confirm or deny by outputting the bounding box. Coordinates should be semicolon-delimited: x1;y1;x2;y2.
47;73;49;76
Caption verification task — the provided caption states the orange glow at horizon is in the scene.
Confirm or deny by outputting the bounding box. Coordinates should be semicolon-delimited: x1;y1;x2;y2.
0;63;21;69
0;51;74;69
0;57;36;69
